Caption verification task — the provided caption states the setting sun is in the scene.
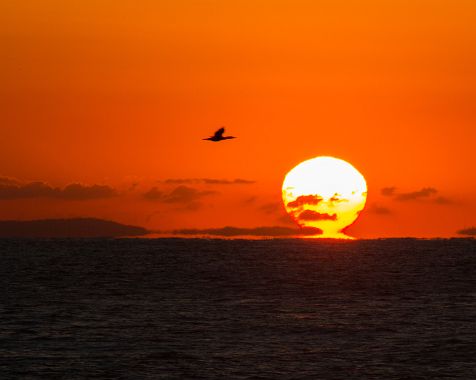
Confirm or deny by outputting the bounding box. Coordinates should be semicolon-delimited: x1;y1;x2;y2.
2;2;474;378
282;156;367;239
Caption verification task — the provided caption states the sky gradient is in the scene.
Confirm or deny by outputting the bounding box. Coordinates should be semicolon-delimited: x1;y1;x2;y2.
1;1;475;237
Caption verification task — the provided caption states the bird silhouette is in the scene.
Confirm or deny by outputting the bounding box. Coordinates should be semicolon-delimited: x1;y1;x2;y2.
203;127;236;142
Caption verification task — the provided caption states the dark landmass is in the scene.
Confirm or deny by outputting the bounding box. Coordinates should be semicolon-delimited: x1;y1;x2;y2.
173;225;322;237
0;218;149;238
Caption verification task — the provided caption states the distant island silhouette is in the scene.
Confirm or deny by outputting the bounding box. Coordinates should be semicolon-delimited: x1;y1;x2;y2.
0;218;149;238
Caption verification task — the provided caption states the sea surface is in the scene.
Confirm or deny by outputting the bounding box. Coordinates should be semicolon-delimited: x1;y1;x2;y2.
0;238;475;379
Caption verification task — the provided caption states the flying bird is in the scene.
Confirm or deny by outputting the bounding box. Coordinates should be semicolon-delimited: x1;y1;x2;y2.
203;127;236;142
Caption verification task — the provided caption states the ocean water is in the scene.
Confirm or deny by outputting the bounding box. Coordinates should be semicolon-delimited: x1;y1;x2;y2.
0;238;475;379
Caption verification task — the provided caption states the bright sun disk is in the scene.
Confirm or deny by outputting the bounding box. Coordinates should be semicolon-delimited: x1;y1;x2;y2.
282;156;367;239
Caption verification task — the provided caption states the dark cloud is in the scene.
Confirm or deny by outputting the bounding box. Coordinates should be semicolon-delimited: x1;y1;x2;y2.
383;186;453;204
245;196;258;203
257;201;295;226
278;214;295;226
298;210;337;221
60;184;117;200
143;187;163;200
368;204;392;215
165;186;216;203
287;195;323;209
396;187;437;201
204;178;255;185
164;179;197;185
0;176;20;186
164;178;255;185
128;182;139;191
0;179;117;200
457;227;476;236
143;186;216;210
381;187;397;196
259;202;282;214
173;226;323;237
232;179;256;184
0;181;53;199
329;194;348;204
434;196;454;205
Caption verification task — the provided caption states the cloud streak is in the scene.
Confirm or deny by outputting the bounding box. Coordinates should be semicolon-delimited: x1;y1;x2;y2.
382;186;456;206
164;178;255;185
144;185;216;210
287;195;322;208
173;226;322;237
0;178;117;200
0;177;20;186
259;202;283;214
434;196;454;205
368;204;392;215
382;186;453;204
396;187;438;201
457;227;476;236
298;210;337;221
381;187;397;197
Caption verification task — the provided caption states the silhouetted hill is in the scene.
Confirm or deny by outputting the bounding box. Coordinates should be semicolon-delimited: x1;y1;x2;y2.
0;218;149;238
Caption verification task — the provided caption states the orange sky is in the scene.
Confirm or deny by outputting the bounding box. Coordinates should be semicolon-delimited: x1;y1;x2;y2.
1;0;475;238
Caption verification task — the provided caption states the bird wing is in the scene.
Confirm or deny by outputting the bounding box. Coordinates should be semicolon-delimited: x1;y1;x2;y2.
214;127;225;138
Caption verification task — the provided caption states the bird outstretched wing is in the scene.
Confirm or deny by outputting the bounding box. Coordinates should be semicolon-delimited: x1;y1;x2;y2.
213;127;225;138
